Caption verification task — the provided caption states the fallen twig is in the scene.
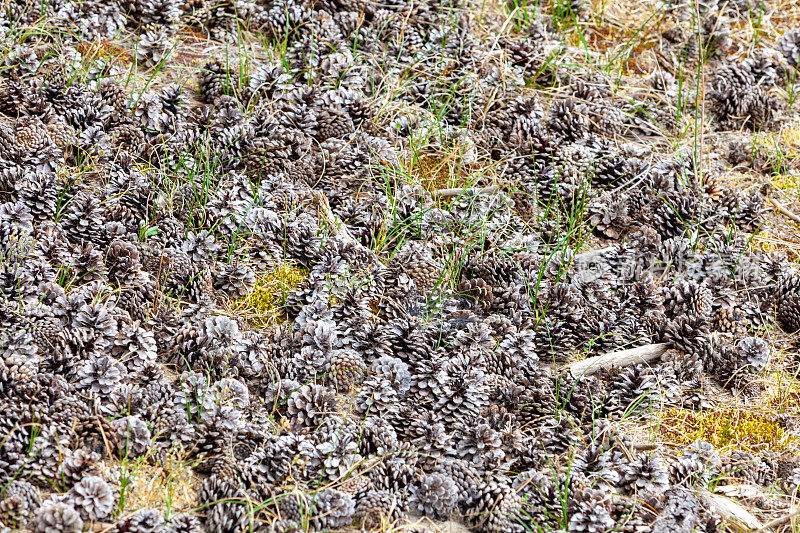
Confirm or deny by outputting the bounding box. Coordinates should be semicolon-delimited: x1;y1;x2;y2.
567;343;669;378
753;508;800;532
768;197;800;225
311;190;358;246
433;185;500;198
701;491;763;531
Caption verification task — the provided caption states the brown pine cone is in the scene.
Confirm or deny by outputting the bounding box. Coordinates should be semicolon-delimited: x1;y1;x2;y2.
459;278;494;308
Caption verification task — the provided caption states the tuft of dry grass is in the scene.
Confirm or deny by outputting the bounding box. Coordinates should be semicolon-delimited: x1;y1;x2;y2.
749;232;800;260
75;40;131;63
407;142;497;196
118;451;201;516
765;371;800;415
411;154;457;192
229;263;308;328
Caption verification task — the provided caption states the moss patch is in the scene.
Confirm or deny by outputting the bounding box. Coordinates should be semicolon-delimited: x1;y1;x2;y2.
658;407;799;453
411;154;461;192
231;263;308;328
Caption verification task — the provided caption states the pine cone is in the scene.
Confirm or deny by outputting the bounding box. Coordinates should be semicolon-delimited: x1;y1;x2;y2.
0;479;39;527
68;475;114;522
198;60;238;103
33;502;84;533
112;509;164;533
306;489;355;531
354;489;406;530
164;513;203;533
619;453;670;494
778;293;800;333
458;278;494;309
721;451;775;486
465;477;528;533
652;194;698;238
779;28;800;67
135;25;174;67
407;473;458;520
662;280;713;318
329;348;365;391
286;384;338;428
547;98;589;142
736;337;770;371
568;501;615;533
710;306;747;334
213;262;255;299
588;193;631;240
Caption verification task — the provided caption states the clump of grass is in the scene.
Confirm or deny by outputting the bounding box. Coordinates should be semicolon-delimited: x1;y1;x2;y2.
749;234;800;260
410;154;455;192
752;124;800;175
658;407;799;453
231;263;308;328
765;371;800;414
772;173;800;192
118;450;200;517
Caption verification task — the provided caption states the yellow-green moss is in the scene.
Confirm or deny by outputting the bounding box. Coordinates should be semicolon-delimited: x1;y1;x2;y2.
658;408;798;453
231;263;308;328
772;173;800;192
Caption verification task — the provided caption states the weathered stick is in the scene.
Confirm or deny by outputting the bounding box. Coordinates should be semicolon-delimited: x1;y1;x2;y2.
714;484;766;499
567;343;669;378
311;190;358;246
754;508;800;532
768;198;800;225
433;185;500;198
701;491;763;531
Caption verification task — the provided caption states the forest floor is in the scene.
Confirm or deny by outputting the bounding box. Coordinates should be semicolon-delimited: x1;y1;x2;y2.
5;0;800;531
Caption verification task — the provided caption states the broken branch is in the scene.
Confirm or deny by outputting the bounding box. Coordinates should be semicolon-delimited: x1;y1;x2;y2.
753;508;800;532
311;190;358;246
768;198;800;225
433;185;500;198
567;343;669;378
701;491;763;531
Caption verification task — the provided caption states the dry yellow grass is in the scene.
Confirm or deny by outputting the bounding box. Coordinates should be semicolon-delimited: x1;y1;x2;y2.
119;451;201;516
765;371;800;415
749;232;800;260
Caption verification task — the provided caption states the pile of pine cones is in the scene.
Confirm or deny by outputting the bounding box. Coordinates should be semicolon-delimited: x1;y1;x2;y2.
2;0;800;531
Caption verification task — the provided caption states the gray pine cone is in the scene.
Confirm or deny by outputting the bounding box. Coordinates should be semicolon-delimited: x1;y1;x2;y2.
33;502;84;533
407;473;458;520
